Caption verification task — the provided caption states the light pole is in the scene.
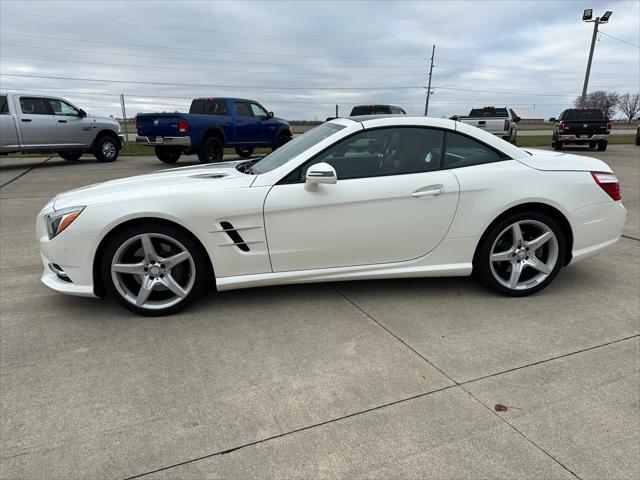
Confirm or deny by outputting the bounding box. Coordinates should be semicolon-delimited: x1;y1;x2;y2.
581;9;612;107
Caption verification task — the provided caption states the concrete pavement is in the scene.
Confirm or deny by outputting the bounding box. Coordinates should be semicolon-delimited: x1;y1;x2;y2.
1;145;638;479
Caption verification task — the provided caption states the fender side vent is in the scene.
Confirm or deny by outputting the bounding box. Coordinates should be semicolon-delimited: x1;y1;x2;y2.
220;221;250;252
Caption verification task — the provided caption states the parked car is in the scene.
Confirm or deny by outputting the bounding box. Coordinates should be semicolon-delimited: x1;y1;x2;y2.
350;105;407;116
453;106;520;143
635;124;639;146
550;108;611;151
136;97;292;164
0;92;122;162
38;116;625;315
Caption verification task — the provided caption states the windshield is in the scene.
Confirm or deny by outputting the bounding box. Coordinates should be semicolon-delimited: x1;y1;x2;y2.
469;108;509;118
351;106;391;115
562;109;604;120
250;123;346;174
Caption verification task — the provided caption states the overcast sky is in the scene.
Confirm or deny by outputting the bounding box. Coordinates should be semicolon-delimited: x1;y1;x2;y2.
0;0;638;120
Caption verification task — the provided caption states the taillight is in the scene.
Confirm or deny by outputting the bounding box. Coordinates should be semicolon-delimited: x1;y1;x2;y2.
177;119;189;133
607;122;612;133
504;119;510;131
591;171;621;201
558;121;565;133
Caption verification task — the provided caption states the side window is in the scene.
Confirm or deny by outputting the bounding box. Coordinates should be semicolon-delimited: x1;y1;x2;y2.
0;95;8;114
234;102;251;116
250;103;268;117
49;99;79;116
20;97;50;115
302;127;444;180
204;100;228;115
443;132;503;169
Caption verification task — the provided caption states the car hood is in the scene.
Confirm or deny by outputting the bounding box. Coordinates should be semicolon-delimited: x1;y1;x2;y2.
53;160;254;210
516;148;612;173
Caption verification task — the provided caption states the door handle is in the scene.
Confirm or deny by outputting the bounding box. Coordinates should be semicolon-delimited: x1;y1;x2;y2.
411;185;445;198
58;120;67;123
21;119;32;122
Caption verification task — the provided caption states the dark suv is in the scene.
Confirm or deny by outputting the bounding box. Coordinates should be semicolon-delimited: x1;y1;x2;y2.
551;108;611;151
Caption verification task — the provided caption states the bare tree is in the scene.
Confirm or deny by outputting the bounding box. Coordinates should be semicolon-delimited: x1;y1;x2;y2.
618;93;640;121
573;90;619;118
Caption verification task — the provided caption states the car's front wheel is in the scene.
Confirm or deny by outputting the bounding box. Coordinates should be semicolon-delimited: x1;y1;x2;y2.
271;133;292;151
94;135;120;162
102;224;209;315
474;212;565;296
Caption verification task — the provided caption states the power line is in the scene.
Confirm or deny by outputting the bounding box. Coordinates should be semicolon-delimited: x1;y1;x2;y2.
433;86;578;97
598;31;640;49
0;43;427;69
0;73;421;90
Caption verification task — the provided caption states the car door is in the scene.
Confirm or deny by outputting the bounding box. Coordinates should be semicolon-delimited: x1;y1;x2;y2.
16;97;58;148
249;102;276;145
233;101;254;144
263;127;460;272
48;98;94;148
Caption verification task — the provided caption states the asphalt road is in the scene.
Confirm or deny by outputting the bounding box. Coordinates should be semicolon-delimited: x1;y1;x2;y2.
1;145;638;479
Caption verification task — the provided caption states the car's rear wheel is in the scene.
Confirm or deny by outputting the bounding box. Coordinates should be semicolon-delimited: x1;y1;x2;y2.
59;151;83;161
271;132;292;151
553;139;563;150
94;135;120;162
198;136;224;163
597;141;608;151
102;224;209;315
474;212;565;296
155;146;181;163
234;146;254;158
589;141;597;150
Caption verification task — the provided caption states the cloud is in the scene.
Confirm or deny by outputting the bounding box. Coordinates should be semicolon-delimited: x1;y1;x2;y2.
0;0;637;119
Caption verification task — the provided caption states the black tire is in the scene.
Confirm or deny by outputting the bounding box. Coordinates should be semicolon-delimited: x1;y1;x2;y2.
155;146;182;163
271;132;292;152
198;136;224;163
597;141;608;151
589;141;597;150
553;139;563;150
473;211;566;297
93;135;120;162
635;135;640;146
234;146;254;158
59;151;83;161
101;223;210;316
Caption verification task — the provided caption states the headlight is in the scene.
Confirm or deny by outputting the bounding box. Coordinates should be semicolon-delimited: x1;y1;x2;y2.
46;206;85;239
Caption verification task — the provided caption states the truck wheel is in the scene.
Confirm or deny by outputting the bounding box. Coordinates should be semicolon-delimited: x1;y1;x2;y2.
94;135;120;162
272;133;291;151
589;141;597;150
234;147;254;158
155;146;181;163
198;136;223;163
597;141;608;152
59;151;83;161
553;140;563;151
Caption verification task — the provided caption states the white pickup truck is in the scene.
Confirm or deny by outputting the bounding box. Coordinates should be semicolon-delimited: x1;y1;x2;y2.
0;92;123;162
454;106;520;144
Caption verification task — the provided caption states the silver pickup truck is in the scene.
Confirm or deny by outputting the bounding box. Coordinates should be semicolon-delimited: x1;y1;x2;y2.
453;106;520;144
0;92;123;162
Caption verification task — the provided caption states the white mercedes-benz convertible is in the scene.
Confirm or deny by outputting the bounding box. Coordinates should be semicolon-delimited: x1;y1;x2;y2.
37;116;626;315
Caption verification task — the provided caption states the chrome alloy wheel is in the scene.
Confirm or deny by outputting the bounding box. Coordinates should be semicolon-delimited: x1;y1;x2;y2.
111;233;196;310
102;139;117;159
489;220;559;291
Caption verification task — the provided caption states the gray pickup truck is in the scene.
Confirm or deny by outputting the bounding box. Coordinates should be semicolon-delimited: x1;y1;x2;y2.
0;92;123;162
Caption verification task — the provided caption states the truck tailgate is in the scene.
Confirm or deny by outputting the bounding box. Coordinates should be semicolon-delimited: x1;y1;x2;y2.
460;118;506;132
137;113;185;137
561;120;608;137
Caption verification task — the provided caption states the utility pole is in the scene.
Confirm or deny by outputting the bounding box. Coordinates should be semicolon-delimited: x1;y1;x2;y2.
119;94;131;154
581;9;612;107
335;104;338;118
424;44;435;116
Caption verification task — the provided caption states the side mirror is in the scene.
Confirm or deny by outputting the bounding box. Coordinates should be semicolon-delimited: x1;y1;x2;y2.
78;109;87;117
450;115;459;121
305;162;337;191
513;116;521;123
549;117;556;123
267;111;274;118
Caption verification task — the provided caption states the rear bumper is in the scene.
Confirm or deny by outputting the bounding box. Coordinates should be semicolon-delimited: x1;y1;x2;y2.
569;201;626;265
136;135;191;147
558;134;608;142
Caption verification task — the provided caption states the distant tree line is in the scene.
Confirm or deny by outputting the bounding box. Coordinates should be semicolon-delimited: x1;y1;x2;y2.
574;91;640;121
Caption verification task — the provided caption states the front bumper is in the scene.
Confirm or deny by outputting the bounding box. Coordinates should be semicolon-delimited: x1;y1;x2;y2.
558;134;609;142
136;135;191;147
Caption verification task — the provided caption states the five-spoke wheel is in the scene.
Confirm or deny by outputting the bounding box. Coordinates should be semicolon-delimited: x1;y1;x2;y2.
475;212;565;296
102;224;208;315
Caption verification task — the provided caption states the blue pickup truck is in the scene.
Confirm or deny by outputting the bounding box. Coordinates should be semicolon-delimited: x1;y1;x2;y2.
136;97;292;163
